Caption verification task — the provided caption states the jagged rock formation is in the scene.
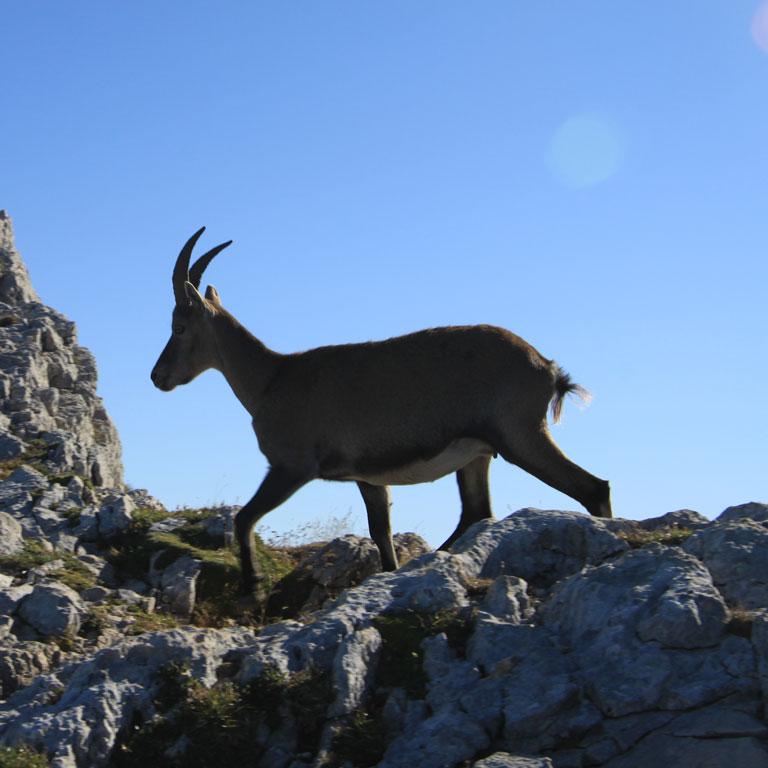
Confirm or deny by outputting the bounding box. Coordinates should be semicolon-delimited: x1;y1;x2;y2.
1;214;767;767
0;210;123;488
1;505;768;767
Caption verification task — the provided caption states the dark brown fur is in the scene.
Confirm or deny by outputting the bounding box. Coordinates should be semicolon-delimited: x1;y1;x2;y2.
151;231;612;598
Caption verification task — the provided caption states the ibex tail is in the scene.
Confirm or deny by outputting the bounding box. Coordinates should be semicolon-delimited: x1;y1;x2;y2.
550;365;591;423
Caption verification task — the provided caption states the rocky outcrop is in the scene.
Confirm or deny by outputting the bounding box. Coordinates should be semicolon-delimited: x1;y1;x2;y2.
0;210;123;489
1;504;766;767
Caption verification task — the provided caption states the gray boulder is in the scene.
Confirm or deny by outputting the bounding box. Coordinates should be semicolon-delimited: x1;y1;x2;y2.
541;545;728;650
539;545;749;718
717;501;768;524
638;508;710;531
0;433;25;461
684;520;768;609
160;555;201;619
96;495;135;540
450;508;627;587
0;641;52;699
0;512;24;556
268;534;404;617
17;582;85;637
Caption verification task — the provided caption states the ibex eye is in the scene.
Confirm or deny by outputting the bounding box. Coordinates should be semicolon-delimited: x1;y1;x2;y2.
173;325;185;335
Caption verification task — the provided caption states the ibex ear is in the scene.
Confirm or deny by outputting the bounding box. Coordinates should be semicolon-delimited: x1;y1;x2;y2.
205;285;222;306
184;281;210;314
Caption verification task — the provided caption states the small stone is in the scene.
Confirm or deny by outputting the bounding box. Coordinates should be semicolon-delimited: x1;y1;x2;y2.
81;586;111;603
97;494;135;539
473;754;554;768
0;512;24;556
160;556;201;618
0;433;25;461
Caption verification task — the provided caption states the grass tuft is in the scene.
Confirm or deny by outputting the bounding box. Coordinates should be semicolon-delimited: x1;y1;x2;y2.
113;663;332;767
617;525;694;549
0;745;49;767
373;608;474;697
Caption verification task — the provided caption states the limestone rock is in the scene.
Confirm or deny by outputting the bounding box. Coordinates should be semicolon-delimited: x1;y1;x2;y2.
0;627;256;767
0;212;123;489
540;545;747;718
393;531;431;564
450;508;627;587
327;626;381;717
717;501;768;524
378;707;490;768
638;508;710;531
0;212;39;304
0;512;23;556
0;640;53;699
96;494;134;540
160;555;202;619
684;520;768;609
267;534;384;617
17;582;85;637
481;575;531;623
473;756;554;768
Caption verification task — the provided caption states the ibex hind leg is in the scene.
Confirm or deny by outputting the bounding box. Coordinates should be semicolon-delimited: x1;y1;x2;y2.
499;421;612;519
357;482;398;571
439;454;493;551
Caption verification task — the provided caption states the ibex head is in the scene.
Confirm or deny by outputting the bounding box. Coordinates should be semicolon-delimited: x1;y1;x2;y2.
151;227;232;391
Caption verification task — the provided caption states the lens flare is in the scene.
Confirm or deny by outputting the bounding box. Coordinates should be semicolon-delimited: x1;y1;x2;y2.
547;114;623;189
751;1;768;53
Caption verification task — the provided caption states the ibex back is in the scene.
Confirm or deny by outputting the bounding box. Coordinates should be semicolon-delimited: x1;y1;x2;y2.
151;229;612;599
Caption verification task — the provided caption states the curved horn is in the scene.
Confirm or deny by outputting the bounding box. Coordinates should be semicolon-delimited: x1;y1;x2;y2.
189;240;233;289
173;227;206;304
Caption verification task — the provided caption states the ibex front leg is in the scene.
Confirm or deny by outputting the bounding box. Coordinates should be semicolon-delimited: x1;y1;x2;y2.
235;467;308;598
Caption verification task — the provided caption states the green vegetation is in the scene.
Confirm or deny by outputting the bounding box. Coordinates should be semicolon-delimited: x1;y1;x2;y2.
50;558;97;592
48;471;94;491
727;608;757;639
0;540;56;574
124;605;180;635
113;663;332;768
0;540;96;593
617;525;694;549
104;507;294;628
331;710;391;768
0;439;50;480
0;745;49;768
61;507;83;529
373;609;474;697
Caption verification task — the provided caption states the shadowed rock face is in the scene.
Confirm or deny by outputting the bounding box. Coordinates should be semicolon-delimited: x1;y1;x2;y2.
0;210;123;488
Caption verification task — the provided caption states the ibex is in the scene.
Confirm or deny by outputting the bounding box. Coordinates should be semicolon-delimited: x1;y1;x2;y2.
151;229;612;598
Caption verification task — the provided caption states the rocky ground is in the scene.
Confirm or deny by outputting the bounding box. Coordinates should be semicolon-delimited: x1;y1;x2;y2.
2;211;768;768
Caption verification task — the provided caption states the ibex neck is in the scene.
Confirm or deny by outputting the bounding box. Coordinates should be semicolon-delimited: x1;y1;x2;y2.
210;310;280;416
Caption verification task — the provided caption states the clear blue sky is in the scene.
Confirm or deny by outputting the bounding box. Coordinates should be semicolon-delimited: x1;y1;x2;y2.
2;3;766;546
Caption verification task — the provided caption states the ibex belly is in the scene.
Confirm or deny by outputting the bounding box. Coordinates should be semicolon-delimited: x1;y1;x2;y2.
346;438;493;486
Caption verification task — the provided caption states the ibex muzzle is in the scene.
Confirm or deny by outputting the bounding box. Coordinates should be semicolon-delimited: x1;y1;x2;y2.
152;229;612;602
